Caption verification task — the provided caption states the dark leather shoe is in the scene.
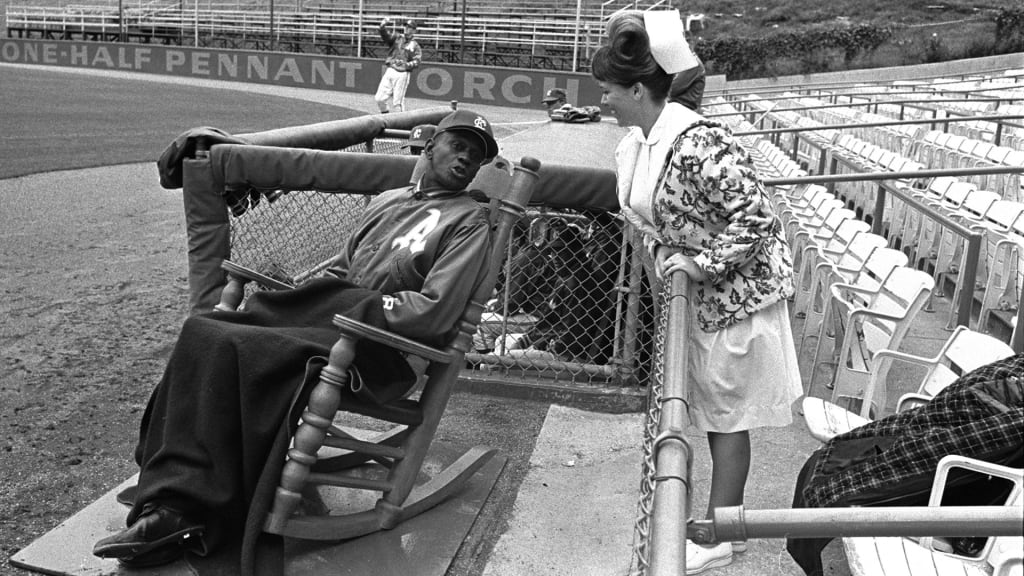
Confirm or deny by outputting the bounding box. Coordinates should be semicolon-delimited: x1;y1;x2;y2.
93;504;206;567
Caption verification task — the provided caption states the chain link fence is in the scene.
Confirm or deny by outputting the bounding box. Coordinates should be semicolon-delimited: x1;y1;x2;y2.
225;133;658;389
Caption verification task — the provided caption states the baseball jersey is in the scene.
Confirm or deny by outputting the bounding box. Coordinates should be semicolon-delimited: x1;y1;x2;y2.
379;27;422;72
328;186;492;347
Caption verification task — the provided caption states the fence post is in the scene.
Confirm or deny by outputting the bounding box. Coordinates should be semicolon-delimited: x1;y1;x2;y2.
647;271;691;576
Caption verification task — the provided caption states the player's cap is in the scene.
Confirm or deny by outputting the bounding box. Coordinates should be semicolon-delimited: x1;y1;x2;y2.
404;19;417;29
542;88;567;103
401;124;436;149
435;110;498;161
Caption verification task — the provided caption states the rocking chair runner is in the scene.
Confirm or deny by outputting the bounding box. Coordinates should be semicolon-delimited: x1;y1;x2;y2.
215;156;541;564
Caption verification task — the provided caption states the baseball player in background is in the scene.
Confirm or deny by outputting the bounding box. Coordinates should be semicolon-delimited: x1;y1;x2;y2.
375;18;422;113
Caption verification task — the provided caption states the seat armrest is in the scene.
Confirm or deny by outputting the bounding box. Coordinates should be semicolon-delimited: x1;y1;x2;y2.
222;260;294;290
895;392;931;412
332;314;453;363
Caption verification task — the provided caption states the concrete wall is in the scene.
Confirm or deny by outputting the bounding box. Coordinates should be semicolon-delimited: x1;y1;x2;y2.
0;38;602;109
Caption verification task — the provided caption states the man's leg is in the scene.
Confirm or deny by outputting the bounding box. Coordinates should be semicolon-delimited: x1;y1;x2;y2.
392;71;411;112
374;69;395;113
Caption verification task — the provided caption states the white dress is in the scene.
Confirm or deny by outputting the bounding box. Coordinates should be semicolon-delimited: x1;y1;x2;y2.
624;104;801;433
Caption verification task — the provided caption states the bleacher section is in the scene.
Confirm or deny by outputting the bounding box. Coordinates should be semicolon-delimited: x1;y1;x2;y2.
702;69;1023;576
4;0;669;70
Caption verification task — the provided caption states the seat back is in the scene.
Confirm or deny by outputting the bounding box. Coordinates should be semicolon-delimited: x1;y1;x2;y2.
829;266;934;412
922;455;1024;569
917;327;1015;397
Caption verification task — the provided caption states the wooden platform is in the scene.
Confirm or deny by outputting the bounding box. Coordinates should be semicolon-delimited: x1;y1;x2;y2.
11;443;506;576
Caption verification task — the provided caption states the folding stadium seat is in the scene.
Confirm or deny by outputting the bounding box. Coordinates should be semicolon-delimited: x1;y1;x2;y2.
910;130;943;166
913;180;978;269
986;144;1013;165
999;149;1024;203
887;176;960;257
977;202;1024;334
940;134;966;168
843;455;1023;576
791;217;873;321
790;207;861;297
785;197;846;268
928;189;1003;319
802;325;1015;441
805;266;934;414
798;246;908;391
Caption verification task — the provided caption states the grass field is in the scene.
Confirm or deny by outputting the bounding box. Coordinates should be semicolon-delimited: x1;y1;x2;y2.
0;66;362;180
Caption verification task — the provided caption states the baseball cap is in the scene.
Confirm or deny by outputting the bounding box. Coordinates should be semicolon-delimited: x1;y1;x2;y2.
435;109;499;161
404;19;417;29
401;124;436;149
542;88;567;103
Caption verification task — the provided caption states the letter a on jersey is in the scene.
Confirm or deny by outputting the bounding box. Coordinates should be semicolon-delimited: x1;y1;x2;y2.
391;209;440;254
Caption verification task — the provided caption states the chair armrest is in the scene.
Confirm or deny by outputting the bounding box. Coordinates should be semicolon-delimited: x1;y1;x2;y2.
214;260;295;312
332;314;454;363
830;280;881;299
895;392;931;412
858;348;936;419
222;260;294;290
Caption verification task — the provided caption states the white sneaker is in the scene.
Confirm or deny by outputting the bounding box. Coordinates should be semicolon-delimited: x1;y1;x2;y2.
685;540;733;574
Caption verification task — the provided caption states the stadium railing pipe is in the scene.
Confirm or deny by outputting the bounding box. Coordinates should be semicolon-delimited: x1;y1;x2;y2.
646;270;692;576
689;505;1023;543
710;82;1023;104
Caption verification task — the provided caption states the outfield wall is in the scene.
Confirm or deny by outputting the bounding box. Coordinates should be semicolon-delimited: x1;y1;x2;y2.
0;38;602;109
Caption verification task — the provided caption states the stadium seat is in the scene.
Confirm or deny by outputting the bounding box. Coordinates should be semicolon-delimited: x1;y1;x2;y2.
842;455;1023;576
804;266;933;408
798;244;908;389
802;325;1015;441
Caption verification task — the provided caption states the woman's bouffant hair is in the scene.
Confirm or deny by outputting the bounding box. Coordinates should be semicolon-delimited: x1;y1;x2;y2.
591;10;672;100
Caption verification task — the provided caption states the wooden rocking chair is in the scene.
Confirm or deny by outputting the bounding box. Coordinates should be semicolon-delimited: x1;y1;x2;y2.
207;157;541;558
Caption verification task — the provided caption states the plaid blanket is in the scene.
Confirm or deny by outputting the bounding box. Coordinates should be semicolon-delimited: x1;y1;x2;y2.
787;353;1023;575
803;353;1023;508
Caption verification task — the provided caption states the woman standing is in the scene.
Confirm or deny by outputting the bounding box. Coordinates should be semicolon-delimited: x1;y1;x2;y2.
592;10;802;574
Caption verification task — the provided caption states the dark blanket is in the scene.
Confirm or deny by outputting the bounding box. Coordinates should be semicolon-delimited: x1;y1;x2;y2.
786;354;1024;575
128;277;416;575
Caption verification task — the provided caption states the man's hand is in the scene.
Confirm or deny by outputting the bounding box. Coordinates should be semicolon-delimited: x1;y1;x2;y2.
380;17;390;27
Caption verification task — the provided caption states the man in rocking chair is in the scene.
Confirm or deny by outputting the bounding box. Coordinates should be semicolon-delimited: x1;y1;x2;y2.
92;109;500;568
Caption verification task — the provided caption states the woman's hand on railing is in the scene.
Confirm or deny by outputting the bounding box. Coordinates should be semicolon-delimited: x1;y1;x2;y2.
655;245;707;283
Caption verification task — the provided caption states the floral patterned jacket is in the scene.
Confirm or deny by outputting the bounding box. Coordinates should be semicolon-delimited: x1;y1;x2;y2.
616;103;794;332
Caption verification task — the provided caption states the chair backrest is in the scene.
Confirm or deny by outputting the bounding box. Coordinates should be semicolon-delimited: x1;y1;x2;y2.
925;176;958;201
823;219;872;255
854;247;910;293
985;200;1024;232
939;181;978;209
917;326;1016;397
839;267;932;368
959;189;1001;221
923;455;1024;573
